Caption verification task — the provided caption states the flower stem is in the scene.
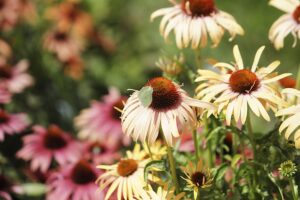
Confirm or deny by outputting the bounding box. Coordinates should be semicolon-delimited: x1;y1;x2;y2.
166;145;180;194
289;178;299;200
193;130;200;162
246;115;257;160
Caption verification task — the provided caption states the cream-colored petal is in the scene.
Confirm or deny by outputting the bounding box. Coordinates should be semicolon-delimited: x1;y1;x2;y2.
233;45;244;69
251;46;265;72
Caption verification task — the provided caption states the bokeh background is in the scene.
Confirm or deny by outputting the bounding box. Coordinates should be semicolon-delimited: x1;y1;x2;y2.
3;0;298;133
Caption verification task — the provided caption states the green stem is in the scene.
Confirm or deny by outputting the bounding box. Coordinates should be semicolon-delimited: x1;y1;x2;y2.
246;115;257;160
289;178;299;200
193;130;200;162
196;189;201;200
166;145;180;194
145;142;154;160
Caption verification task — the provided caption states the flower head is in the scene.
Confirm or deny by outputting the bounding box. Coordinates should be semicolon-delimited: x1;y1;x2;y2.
121;76;214;146
0;60;33;94
276;88;300;148
0;174;22;200
151;0;244;49
17;125;82;172
82;140;120;165
196;45;290;125
269;0;300;49
96;144;149;200
47;159;103;200
0;0;19;31
45;2;93;38
182;160;213;194
43;28;84;61
156;54;184;76
279;160;297;177
147;184;185;200
0;110;29;141
75;87;130;148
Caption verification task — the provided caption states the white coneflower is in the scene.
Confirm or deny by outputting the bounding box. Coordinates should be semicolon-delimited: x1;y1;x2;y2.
96;144;149;200
121;77;214;146
276;88;300;148
269;0;300;49
196;45;290;125
151;0;244;49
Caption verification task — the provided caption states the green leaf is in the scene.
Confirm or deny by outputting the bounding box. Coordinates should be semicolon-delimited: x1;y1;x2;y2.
214;163;229;183
138;86;153;107
144;160;165;181
21;183;46;196
231;154;242;167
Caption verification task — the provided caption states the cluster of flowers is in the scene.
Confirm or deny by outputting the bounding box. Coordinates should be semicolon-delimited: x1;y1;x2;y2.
1;0;300;199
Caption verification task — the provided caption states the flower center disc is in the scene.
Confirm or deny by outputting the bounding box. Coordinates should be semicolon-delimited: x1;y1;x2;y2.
71;160;97;185
229;69;260;94
146;77;181;111
279;77;296;88
43;125;67;150
117;159;138;177
293;5;300;23
0;110;9;123
54;32;68;41
111;98;125;120
0;66;12;79
181;0;215;16
191;171;207;187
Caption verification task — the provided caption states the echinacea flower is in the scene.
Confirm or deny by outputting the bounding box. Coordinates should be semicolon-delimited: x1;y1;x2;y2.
17;125;82;173
147;184;185;200
278;160;297;177
0;39;11;62
43;29;83;61
0;174;23;200
75;87;130;148
143;140;167;160
45;2;93;38
0;60;33;94
121;77;214;146
0;110;29;141
269;0;300;49
195;45;290;125
96;144;149;200
82;141;120;165
181;160;213;197
151;0;244;49
0;0;19;31
17;0;37;23
47;160;103;200
0;86;11;104
62;56;84;80
156;54;184;76
279;76;296;89
276;88;300;148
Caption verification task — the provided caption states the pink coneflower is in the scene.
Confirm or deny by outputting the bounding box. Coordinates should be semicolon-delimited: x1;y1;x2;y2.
43;29;84;61
75;87;130;148
0;110;29;141
17;125;82;173
0;0;19;31
83;141;120;165
0;175;22;200
0;60;33;94
47;159;103;200
0;86;11;104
